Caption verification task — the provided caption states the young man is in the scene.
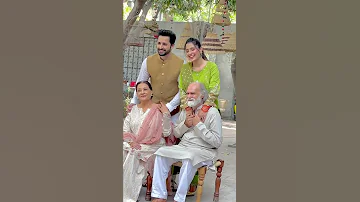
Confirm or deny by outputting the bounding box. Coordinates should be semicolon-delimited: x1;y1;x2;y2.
150;82;223;202
128;29;184;123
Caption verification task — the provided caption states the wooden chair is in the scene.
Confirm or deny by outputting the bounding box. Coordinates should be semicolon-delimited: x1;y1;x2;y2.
145;159;224;202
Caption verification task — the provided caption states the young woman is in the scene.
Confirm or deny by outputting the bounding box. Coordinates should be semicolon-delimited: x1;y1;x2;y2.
123;81;175;202
179;37;221;120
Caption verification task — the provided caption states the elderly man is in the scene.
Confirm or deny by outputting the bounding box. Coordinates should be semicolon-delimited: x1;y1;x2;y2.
151;82;223;202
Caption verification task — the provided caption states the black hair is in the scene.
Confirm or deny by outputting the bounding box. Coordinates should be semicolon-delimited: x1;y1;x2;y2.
135;81;152;92
184;37;208;61
158;29;177;45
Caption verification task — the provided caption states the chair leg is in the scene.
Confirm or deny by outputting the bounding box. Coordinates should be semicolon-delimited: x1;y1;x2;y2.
145;171;152;201
196;167;207;202
213;160;224;202
166;169;173;196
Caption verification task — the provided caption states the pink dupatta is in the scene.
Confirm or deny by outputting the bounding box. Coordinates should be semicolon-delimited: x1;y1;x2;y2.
123;105;177;175
123;105;177;147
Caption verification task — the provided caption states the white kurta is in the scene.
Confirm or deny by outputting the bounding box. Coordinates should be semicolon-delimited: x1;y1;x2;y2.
123;105;171;202
154;106;223;167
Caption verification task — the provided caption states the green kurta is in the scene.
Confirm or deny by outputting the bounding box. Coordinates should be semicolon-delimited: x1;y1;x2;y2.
179;61;221;109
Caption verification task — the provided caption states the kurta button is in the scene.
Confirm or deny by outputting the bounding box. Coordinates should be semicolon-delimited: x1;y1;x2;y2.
160;92;163;94
161;83;164;85
161;73;164;75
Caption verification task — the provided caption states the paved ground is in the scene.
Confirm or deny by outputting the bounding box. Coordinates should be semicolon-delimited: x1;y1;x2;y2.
138;120;237;202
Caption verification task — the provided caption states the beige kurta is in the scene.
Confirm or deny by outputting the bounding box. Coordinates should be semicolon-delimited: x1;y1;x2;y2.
123;105;171;202
154;106;223;166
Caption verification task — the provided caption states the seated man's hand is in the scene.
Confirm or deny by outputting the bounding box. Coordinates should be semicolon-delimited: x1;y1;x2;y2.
184;113;194;127
192;113;201;126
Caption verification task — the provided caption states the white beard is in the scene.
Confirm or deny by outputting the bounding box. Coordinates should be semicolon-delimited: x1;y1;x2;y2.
187;97;202;108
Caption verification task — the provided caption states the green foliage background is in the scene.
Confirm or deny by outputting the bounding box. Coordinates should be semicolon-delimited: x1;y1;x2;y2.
123;0;236;23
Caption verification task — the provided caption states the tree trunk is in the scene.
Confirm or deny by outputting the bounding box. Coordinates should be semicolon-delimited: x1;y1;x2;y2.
123;0;148;46
124;0;153;46
153;8;160;20
193;21;210;42
200;22;210;42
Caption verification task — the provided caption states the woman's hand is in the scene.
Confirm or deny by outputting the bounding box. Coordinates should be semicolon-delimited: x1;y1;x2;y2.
185;106;193;116
129;142;141;150
158;101;170;114
197;109;208;122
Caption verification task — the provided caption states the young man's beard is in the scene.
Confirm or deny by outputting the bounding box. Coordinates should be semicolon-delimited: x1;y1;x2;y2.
187;96;202;108
158;48;171;56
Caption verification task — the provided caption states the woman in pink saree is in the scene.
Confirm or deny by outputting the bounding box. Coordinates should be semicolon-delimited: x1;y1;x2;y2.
123;81;176;202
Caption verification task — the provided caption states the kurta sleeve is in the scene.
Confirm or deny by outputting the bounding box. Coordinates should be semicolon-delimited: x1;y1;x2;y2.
123;113;131;133
162;113;172;137
173;111;190;138
179;68;188;109
165;90;180;112
130;58;150;104
204;63;220;107
193;108;223;148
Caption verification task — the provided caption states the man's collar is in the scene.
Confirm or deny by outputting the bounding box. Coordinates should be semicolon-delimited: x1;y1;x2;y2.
191;104;203;112
157;52;173;62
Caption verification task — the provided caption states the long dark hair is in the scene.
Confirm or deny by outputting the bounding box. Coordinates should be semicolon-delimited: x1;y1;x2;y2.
184;37;208;61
